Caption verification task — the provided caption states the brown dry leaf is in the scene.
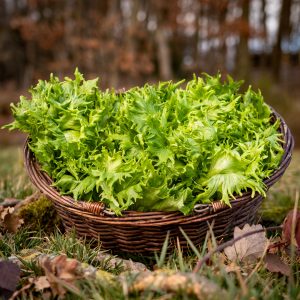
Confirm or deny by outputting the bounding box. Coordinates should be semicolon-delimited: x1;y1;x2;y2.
52;255;79;281
0;206;14;219
224;224;268;263
264;253;291;276
282;210;300;248
33;276;51;291
10;251;104;281
0;206;24;233
41;254;82;298
0;261;20;294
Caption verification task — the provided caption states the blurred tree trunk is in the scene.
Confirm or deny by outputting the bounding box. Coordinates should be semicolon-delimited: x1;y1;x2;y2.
272;0;292;81
261;0;267;66
23;3;37;88
108;0;121;87
155;29;173;80
261;0;267;35
236;0;250;81
0;0;5;24
0;0;6;82
128;0;139;45
193;1;201;68
153;2;174;80
218;1;228;74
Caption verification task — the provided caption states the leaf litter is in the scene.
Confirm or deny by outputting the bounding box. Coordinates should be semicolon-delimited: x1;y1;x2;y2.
224;224;269;263
0;261;20;299
264;254;291;277
0;206;24;233
282;209;300;248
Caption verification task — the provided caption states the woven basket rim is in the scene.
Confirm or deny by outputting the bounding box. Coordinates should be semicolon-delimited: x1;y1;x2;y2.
24;107;294;221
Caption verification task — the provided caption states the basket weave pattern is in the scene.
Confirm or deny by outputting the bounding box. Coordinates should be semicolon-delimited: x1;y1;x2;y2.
24;110;294;253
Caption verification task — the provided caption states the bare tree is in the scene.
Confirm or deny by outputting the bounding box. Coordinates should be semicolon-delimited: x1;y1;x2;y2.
272;0;292;81
236;0;250;81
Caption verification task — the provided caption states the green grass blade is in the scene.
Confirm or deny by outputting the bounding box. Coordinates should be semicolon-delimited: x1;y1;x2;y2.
155;231;170;268
179;227;201;259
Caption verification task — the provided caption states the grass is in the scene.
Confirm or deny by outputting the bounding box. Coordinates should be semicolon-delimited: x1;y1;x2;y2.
0;146;33;202
0;228;43;257
43;230;102;266
3;228;299;299
0;146;299;299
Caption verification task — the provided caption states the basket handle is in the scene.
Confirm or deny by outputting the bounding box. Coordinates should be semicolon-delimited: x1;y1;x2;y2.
80;202;106;215
194;201;228;214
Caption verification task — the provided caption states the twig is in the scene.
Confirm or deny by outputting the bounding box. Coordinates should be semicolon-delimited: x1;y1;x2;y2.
0;198;22;207
193;225;282;273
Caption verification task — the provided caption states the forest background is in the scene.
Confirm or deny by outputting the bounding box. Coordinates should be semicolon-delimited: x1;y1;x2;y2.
0;0;299;146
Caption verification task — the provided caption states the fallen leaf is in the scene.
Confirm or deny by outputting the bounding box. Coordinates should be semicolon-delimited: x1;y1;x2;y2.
224;224;268;263
0;261;20;299
41;254;81;297
282;210;300;248
264;253;291;276
52;255;79;281
0;206;24;233
33;276;51;291
9;251;112;281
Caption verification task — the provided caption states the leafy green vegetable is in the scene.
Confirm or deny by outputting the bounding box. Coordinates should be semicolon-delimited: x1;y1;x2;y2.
4;70;284;215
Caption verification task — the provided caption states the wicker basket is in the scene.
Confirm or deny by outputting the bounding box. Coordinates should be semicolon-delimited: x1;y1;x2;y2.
24;110;294;253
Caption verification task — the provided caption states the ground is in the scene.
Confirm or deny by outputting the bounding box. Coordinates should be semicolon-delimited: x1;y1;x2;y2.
0;146;299;299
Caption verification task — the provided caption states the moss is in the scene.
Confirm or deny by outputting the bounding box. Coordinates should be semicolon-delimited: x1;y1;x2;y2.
259;193;300;225
19;196;62;233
